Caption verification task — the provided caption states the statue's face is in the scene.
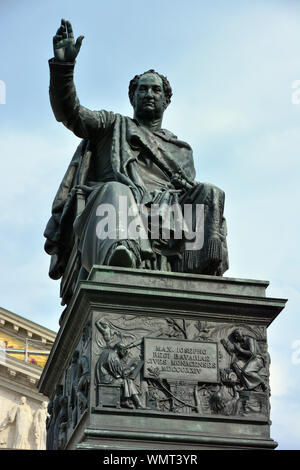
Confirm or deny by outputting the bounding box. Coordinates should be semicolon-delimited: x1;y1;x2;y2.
133;73;166;119
118;346;128;359
233;330;243;342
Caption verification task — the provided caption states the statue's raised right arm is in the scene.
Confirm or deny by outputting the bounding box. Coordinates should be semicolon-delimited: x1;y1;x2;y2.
49;19;112;139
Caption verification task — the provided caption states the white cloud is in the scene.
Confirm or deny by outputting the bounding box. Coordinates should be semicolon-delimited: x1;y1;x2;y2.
269;354;296;397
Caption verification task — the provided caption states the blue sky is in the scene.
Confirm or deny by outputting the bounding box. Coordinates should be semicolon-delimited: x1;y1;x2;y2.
0;0;299;449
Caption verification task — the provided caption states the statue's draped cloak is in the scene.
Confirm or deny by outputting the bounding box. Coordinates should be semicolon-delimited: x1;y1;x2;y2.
44;113;196;279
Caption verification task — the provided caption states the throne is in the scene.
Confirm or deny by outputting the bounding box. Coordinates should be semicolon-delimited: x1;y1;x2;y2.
59;188;87;307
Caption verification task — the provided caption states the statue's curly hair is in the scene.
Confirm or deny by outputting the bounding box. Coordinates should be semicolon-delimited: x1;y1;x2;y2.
128;69;173;108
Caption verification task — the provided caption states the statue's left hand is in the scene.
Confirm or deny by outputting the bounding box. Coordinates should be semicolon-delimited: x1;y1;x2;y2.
72;184;94;195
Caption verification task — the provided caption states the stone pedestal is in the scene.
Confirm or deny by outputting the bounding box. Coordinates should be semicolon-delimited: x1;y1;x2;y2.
38;266;286;450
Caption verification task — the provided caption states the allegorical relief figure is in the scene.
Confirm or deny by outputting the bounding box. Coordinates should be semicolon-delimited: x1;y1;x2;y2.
46;386;69;450
75;322;91;416
95;318;115;347
221;329;268;392
0;396;33;449
65;349;80;428
56;396;68;450
46;384;63;450
63;323;91;433
95;337;144;409
33;401;49;450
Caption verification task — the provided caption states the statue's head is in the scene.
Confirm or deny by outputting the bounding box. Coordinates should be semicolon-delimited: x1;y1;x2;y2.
232;329;244;342
72;350;79;363
114;341;128;359
55;384;63;395
129;70;173;120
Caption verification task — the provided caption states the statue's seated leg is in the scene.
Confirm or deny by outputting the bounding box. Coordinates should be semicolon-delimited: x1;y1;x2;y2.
75;181;153;273
175;182;229;275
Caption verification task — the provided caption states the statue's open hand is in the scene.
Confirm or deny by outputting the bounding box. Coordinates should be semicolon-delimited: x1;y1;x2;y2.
53;19;84;62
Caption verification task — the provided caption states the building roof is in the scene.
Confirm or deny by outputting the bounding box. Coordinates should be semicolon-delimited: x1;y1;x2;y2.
0;306;56;343
0;306;56;380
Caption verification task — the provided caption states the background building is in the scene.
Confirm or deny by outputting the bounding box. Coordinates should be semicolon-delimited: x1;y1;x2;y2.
0;307;56;449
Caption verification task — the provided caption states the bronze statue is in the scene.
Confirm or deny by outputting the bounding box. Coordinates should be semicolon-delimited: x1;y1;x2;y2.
44;19;229;287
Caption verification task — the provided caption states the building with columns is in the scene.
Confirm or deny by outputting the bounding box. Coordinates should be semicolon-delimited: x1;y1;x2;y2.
0;307;56;449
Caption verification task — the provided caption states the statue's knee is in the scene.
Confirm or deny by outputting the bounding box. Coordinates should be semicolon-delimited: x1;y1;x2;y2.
101;181;134;199
102;181;127;191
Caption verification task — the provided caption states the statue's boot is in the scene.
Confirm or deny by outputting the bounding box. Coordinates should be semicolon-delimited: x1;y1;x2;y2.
107;245;137;268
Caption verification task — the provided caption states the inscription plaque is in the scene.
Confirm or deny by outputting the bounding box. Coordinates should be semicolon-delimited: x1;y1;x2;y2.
144;337;219;383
